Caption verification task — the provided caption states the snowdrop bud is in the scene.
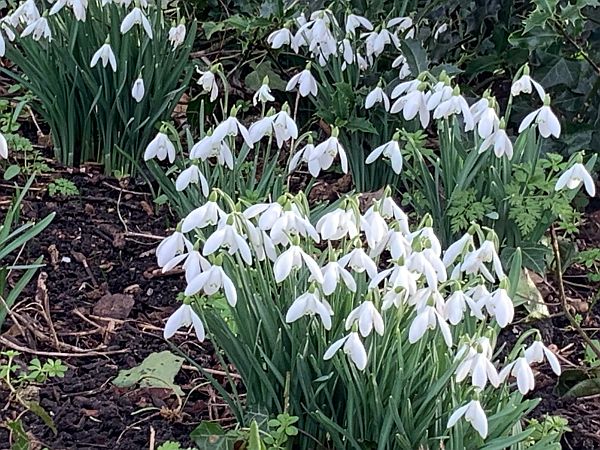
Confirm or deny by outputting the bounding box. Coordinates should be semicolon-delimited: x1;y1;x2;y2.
0;133;7;159
131;77;145;102
555;163;595;197
164;303;205;341
447;400;488;439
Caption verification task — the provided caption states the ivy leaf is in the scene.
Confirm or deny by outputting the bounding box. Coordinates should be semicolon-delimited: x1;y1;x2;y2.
540;58;578;89
112;351;184;396
399;39;429;75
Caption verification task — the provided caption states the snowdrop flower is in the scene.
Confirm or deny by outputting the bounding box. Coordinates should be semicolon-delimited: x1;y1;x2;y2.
247;227;277;263
168;23;186;49
249;110;298;148
50;0;87;21
446;290;482;325
164;304;205;341
388;16;414;38
0;32;5;58
120;7;153;39
365;86;390;111
175;165;209;196
267;28;293;49
156;231;191;267
482;288;514;328
379;197;409;230
203;223;253;265
361;209;389;251
0;133;7;159
474;103;499;139
461;240;504;282
286;290;333;329
181;201;226;232
90;42;117;72
185;264;237;306
455;345;500;389
9;0;40;26
518;101;560;138
409;303;453;347
131;77;145;103
500;357;535;395
345;301;384;337
316;208;360;241
324;332;367;370
447;400;488;439
525;340;561;376
426;82;453;110
339;248;378;279
243;202;283;230
190;135;233;169
286;67;318;97
197;69;219;102
213;116;253;148
433;23;448;40
253;82;274;106
479;125;513;159
162;250;210;284
288;141;315;174
320;261;356;295
309;133;348;176
345;14;373;35
270;210;319;246
443;233;474;267
391;78;421;99
433;92;475;131
273;245;324;283
365;138;403;174
391;90;430;129
555;163;595;197
511;72;545;100
144;132;176;163
21;17;51;41
339;38;354;67
363;29;399;59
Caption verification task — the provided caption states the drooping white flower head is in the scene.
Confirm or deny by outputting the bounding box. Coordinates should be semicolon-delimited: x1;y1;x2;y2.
320;261;357;295
518;103;561;139
345;14;373;35
365;86;390;111
447;400;488;439
555;163;595;197
286;290;333;330
90;43;117;72
182;201;226;232
131;77;145;103
408;303;453;347
323;332;368;370
433;23;448;40
185;264;237;307
309;134;348;177
168;23;186;49
479;127;513;159
203;222;253;265
0;133;7;159
213;116;253;148
267;28;293;49
460;240;504;283
338;248;378;279
120;7;153;39
253;83;275;106
454;340;500;389
316;208;360;241
144;132;176;163
286;68;318;97
433;92;475;132
197;69;219;102
176;165;209;196
249;110;298;148
190;135;234;169
482;288;514;328
156;231;192;267
499;357;535;395
21;16;52;41
273;245;324;283
511;73;545;100
391;90;430;129
164;303;205;341
524;340;561;376
365;139;403;174
50;0;87;21
345;301;384;337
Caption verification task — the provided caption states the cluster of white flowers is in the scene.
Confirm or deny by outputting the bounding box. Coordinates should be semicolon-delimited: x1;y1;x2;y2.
1;0;187;104
157;188;561;439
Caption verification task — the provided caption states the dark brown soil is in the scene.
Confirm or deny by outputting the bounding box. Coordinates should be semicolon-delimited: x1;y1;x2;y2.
0;168;233;449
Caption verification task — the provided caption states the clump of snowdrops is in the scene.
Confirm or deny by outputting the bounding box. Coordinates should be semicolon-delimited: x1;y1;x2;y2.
267;8;596;251
156;185;562;449
0;0;195;175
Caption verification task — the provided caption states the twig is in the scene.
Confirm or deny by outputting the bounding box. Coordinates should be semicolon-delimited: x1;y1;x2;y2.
0;336;128;357
101;181;147;196
550;226;600;360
